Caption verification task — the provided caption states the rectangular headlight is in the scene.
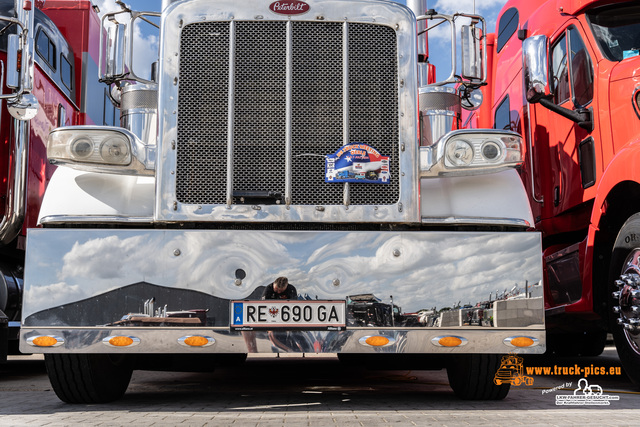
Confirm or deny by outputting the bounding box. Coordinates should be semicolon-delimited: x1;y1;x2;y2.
420;130;524;177
47;126;154;175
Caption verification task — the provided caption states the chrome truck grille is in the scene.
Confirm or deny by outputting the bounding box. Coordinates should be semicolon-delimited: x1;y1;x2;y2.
176;20;399;206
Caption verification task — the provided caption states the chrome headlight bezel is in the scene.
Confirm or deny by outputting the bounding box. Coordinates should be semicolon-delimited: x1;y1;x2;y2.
420;130;524;178
47;126;155;176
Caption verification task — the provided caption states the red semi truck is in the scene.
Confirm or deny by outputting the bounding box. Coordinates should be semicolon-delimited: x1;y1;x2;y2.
0;0;117;361
474;0;640;384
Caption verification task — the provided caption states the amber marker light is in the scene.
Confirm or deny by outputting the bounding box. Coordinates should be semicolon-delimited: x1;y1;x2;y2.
178;335;215;348
358;335;396;347
431;335;468;347
102;336;140;347
27;335;64;347
439;336;462;347
505;336;538;348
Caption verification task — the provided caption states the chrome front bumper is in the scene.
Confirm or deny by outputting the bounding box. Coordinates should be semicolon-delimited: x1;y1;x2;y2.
21;228;544;354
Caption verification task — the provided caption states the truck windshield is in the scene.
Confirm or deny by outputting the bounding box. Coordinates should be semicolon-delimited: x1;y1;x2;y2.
587;3;640;61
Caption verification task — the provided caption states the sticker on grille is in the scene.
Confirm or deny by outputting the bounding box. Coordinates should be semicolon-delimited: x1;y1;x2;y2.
177;20;399;206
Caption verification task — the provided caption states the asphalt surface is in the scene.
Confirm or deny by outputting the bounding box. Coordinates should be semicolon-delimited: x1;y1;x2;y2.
1;347;639;426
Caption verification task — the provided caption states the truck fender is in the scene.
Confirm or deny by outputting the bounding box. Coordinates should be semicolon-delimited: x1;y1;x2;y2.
37;168;155;225
590;140;640;230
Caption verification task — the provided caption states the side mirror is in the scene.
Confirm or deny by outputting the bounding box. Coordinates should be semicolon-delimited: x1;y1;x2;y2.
104;23;126;80
461;25;484;81
6;34;20;89
523;35;550;103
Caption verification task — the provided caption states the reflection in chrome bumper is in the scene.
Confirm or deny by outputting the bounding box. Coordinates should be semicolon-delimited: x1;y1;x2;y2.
21;228;544;354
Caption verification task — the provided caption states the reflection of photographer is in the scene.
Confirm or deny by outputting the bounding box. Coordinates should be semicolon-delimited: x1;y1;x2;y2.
262;277;297;300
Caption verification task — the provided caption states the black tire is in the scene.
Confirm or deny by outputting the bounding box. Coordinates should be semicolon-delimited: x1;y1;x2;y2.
608;213;640;387
446;354;510;400
44;354;133;403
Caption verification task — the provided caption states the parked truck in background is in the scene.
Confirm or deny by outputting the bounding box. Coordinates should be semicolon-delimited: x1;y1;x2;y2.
0;0;117;362
19;0;545;403
472;0;640;385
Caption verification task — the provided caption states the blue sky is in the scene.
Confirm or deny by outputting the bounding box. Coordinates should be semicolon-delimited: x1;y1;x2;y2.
94;0;506;83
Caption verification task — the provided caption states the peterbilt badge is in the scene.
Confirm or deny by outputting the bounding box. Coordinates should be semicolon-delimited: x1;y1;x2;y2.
269;0;310;15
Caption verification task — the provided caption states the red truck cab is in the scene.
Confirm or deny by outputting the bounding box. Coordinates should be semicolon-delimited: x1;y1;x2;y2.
482;0;640;384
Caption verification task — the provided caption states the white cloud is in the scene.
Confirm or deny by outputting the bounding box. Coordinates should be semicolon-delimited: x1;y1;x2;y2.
24;282;82;316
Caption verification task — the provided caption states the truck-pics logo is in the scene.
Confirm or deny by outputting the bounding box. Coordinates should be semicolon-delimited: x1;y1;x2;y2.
493;354;534;386
269;1;310;15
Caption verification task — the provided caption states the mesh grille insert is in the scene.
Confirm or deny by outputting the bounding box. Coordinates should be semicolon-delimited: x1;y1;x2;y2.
176;20;399;206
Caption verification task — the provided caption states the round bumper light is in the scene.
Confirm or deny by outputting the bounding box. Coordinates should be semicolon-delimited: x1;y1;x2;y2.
102;336;140;347
358;335;396;347
27;335;64;347
178;335;215;348
431;335;468;347
504;336;538;348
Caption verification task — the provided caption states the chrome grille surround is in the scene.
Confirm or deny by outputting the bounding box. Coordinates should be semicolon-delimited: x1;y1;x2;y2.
157;0;419;223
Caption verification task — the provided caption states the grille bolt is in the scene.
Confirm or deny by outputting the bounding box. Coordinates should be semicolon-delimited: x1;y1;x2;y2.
234;279;243;286
393;249;401;257
316;206;325;212
332;279;340;287
174;249;181;256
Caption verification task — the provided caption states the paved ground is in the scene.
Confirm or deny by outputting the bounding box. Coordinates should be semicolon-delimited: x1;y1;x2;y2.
1;347;639;426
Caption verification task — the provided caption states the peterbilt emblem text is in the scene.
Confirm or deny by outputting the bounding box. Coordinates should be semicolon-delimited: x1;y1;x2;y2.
269;0;310;15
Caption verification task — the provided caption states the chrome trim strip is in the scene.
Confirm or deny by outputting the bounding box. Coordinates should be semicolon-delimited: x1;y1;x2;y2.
526;103;543;203
421;216;530;228
342;21;349;147
342;21;350;207
0;119;28;245
39;215;154;225
285;21;293;207
226;20;236;208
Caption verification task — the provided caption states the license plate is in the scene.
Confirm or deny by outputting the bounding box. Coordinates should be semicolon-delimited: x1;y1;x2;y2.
230;300;346;330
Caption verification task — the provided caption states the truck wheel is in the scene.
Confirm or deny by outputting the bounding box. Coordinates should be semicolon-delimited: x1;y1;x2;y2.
44;354;133;403
609;213;640;387
446;354;510;400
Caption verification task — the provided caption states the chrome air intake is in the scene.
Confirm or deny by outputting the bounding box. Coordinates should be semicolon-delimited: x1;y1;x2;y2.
120;83;158;144
419;86;461;146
